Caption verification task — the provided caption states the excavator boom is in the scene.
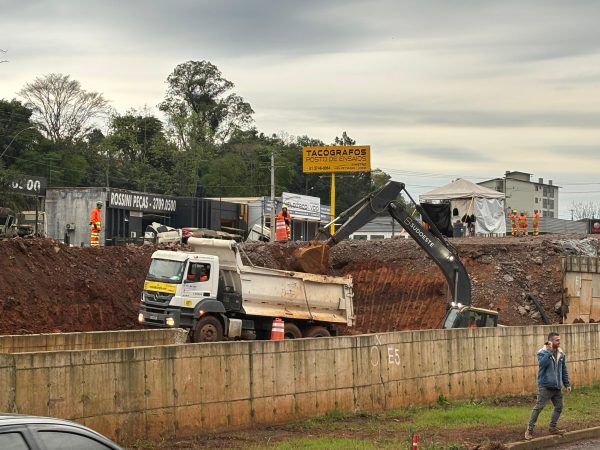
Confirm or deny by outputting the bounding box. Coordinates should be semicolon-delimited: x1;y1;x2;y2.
296;181;471;305
295;180;499;328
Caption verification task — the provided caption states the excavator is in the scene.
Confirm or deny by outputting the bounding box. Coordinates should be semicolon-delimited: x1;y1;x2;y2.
294;181;499;329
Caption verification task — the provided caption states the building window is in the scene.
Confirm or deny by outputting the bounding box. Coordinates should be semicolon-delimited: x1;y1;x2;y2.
353;235;368;240
549;188;555;198
535;185;539;191
543;199;548;208
543;187;548;197
535;198;538;204
370;235;385;240
549;200;554;209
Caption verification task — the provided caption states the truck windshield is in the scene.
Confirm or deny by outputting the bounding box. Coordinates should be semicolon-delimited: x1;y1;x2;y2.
147;259;185;283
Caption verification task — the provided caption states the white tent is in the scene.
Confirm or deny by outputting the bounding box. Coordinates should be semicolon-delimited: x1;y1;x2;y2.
420;178;506;235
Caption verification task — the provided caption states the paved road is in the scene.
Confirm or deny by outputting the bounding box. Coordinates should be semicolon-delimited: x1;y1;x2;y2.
554;437;600;449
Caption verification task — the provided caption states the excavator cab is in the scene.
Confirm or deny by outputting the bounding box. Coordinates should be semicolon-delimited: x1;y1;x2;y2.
442;304;498;329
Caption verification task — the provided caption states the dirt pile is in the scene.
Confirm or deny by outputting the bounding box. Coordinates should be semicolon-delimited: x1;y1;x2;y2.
0;238;155;334
1;234;597;336
243;235;599;333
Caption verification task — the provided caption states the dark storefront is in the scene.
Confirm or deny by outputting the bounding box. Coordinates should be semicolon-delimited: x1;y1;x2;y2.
172;197;244;234
106;189;178;244
107;191;243;244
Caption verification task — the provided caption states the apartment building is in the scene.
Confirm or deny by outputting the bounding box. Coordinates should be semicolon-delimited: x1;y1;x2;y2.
478;171;560;217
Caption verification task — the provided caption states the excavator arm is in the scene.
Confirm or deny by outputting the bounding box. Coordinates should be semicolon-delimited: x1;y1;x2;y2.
295;180;500;328
304;181;471;305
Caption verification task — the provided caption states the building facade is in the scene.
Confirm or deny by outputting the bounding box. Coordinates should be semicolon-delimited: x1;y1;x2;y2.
478;171;560;217
349;216;408;240
45;187;242;246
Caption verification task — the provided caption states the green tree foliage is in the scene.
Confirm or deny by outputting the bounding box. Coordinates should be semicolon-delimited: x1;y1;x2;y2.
0;99;46;208
159;60;254;148
85;110;181;194
3;61;392;214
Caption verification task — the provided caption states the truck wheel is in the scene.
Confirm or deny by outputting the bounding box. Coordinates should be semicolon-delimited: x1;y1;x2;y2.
284;323;302;339
192;316;223;343
303;326;331;338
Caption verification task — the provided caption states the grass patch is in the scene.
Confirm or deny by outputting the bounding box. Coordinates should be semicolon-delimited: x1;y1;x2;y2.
266;436;464;450
127;385;600;449
294;384;600;432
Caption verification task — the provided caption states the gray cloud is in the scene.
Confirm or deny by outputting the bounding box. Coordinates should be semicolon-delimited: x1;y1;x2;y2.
3;0;600;219
5;0;600;61
408;146;495;163
544;145;600;159
298;105;600;129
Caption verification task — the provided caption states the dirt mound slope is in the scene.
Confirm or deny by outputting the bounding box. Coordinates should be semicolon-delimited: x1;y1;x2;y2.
1;235;597;336
0;238;155;334
242;235;599;333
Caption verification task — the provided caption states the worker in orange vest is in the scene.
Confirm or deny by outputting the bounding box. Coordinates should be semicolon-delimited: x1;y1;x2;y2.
509;210;518;236
89;201;103;247
518;211;528;236
532;209;540;236
276;204;292;240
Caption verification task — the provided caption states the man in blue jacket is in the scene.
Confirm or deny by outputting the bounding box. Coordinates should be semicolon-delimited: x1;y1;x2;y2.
525;332;571;440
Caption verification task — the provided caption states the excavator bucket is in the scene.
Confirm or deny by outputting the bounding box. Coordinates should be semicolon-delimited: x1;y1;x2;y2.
293;243;330;274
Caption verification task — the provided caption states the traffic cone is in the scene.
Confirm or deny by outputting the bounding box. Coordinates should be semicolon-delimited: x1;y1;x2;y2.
412;434;419;449
270;318;284;340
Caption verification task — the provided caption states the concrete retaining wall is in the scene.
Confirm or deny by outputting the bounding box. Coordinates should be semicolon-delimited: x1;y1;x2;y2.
564;256;600;323
0;329;188;354
1;324;598;444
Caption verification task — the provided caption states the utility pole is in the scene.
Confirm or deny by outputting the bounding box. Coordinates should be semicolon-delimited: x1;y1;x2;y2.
503;171;508;213
270;149;275;241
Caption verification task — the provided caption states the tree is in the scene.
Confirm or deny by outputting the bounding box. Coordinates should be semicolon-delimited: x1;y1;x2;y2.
571;201;600;220
0;99;40;165
19;74;108;142
159;61;254;148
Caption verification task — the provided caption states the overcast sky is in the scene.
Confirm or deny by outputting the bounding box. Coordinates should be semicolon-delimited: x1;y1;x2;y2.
2;0;600;218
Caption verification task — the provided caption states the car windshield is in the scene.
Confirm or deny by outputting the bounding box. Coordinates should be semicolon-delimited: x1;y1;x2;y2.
147;258;185;283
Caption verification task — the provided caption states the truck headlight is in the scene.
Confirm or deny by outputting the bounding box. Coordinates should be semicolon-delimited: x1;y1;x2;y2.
165;317;175;327
138;313;145;323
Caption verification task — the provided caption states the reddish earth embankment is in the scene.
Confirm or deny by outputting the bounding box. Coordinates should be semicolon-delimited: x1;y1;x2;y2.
0;235;597;335
243;235;599;333
0;239;153;334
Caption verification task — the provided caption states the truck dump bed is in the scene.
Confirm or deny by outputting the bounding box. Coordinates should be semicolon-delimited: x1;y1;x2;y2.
188;238;354;326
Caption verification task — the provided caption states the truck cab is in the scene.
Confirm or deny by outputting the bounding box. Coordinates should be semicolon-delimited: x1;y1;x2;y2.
139;250;220;330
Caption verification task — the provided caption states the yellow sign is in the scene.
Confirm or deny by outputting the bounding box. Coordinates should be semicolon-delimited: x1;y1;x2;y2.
302;145;371;173
143;280;177;294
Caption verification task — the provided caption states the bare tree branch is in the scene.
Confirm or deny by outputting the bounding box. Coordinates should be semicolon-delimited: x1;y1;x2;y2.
19;73;109;142
571;201;600;220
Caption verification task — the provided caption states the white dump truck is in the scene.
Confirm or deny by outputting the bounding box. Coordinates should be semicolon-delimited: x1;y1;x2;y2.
138;237;354;342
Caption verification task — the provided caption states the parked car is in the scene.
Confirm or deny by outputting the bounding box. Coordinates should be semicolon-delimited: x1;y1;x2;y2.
0;414;121;449
143;222;182;244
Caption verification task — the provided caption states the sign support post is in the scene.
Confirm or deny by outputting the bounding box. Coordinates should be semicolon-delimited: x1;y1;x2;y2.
330;173;335;235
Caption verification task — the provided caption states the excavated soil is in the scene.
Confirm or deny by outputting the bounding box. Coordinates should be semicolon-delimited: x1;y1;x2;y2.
0;239;154;334
0;235;598;335
243;235;599;333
